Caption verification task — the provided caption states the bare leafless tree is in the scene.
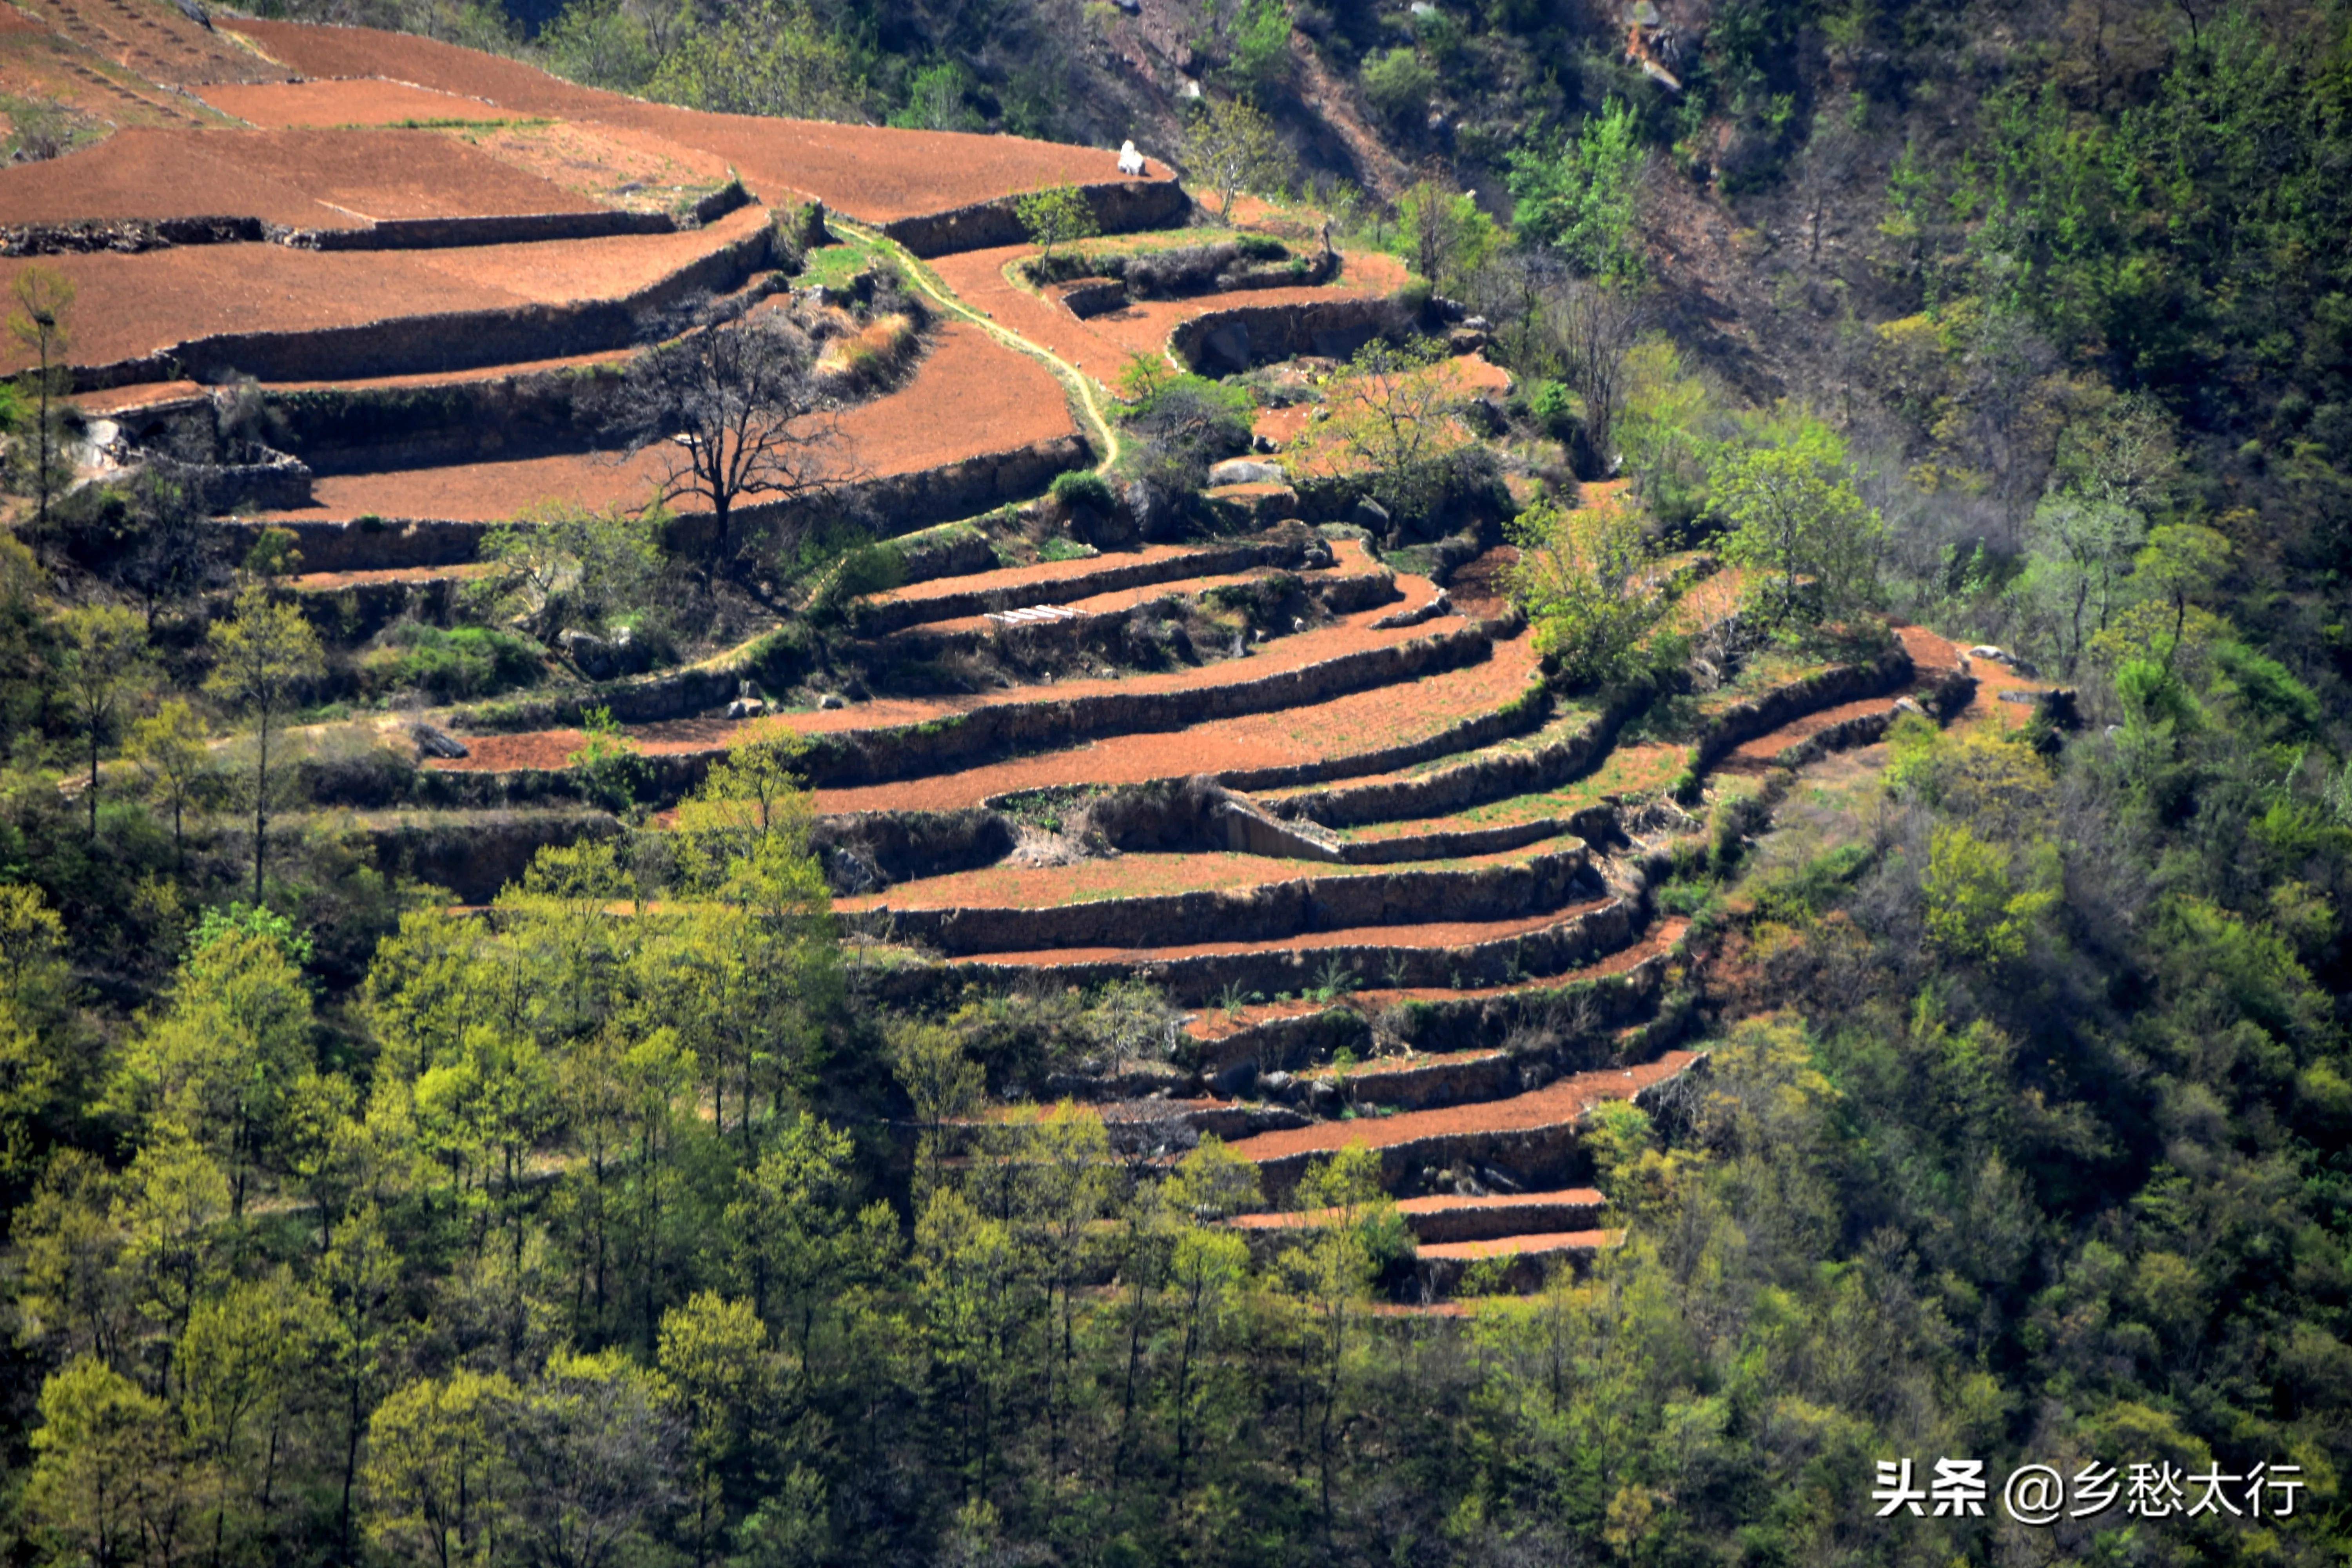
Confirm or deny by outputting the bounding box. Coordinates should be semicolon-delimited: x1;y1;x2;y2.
613;318;841;577
1544;277;1647;469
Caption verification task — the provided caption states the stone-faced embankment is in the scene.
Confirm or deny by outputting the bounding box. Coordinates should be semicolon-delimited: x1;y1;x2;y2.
950;893;1635;1009
862;841;1594;956
880;177;1188;257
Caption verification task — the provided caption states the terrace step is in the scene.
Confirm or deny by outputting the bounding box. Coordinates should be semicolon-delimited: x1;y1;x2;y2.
1182;916;1688;1076
434;602;1504;800
839;837;1596;956
943;893;1640;1010
1232;1187;1607;1245
856;537;1347;636
1220;1047;1704;1204
1413;1229;1621;1297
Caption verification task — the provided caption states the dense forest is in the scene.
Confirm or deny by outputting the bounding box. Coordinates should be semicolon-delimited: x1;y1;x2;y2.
5;0;2352;1564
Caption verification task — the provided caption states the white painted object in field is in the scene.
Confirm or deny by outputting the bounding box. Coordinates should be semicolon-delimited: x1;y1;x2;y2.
1118;140;1147;176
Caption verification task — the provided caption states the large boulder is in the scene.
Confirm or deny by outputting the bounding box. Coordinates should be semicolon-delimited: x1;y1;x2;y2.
1208;457;1285;486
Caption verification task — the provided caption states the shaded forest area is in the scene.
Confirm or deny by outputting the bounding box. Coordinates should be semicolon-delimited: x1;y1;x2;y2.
3;0;2352;1565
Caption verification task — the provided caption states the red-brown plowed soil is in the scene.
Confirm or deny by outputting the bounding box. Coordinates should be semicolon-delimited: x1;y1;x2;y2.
922;562;1384;635
1343;741;1687;841
1221;1050;1702;1162
0;202;767;375
1414;1229;1618;1261
438;574;1471;773
930;243;1411;384
1895;623;2036;728
0;124;599;228
1715;695;1902;773
223;18;1175;223
271;320;1071;523
1231;1188;1606;1229
1445;545;1518;620
874;544;1205;612
959;899;1611;968
262;347;632;394
806;628;1541;813
72;378;206;415
196;76;513;127
832;831;1575;915
1184;918;1686;1042
16;0;288;84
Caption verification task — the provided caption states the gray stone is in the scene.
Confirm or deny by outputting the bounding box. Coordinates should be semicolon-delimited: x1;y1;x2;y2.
557;628;615;679
1212;1061;1258;1098
726;697;766;719
1207;457;1285;486
1351;496;1390;532
411;723;468;760
1260;1070;1296;1098
817;691;847;710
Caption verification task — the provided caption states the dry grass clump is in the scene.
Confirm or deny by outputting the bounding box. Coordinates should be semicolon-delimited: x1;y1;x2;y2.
816;312;921;391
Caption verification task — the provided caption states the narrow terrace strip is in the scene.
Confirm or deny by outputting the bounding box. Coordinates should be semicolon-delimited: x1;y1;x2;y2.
1330;742;1689;846
1233;1189;1607;1244
803;631;1543;813
839;839;1593;955
1181;917;1688;1049
862;540;1330;633
433;582;1484;780
1414;1229;1618;1262
916;560;1388;638
1221;1051;1702;1167
926;240;1411;387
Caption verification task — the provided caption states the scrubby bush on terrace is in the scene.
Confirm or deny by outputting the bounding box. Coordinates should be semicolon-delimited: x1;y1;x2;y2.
361;623;547;700
1112;356;1254;510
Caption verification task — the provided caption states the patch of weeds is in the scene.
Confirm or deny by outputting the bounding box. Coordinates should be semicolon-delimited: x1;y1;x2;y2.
1038;537;1095;563
361;624;546;700
1747;842;1873;924
1656;876;1719;918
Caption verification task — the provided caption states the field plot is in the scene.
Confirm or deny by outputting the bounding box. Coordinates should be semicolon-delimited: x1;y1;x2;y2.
928;242;1411;384
218;19;1172;224
0;201;772;376
0;124;603;228
267;319;1074;523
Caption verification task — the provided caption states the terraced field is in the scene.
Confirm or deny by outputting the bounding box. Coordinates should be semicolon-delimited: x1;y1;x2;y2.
11;1;2060;1306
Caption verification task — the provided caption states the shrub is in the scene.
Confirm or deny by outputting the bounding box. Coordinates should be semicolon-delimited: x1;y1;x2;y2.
1360;48;1437;127
1049;470;1116;513
362;624;546;700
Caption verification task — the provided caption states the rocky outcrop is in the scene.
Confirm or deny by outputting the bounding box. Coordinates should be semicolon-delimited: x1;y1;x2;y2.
1170;293;1423;373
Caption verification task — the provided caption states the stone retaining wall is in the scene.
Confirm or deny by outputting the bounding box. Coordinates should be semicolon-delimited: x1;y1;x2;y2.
352;809;620;903
872;843;1592;956
950;894;1634;1009
1170;294;1423;373
852;538;1320;637
1690;644;1914;770
798;621;1492;788
882;178;1188;257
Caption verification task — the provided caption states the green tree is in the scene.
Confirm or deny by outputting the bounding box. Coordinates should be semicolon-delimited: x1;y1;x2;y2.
204;585;325;907
127;700;218;870
56;604;154;841
1508;100;1646;280
12;264;74;535
1920;823;2056;969
657;1292;779;1566
1180;94;1289;220
364;1369;522;1568
470;500;663;646
1276;1143;1405;1531
2131;522;2234;674
112;908;314;1218
180;1272;327;1566
643;0;870;121
1708;419;1885;624
510;1351;681;1568
891;59;982;131
2021;490;2144;672
1507;491;1659;686
1359;47;1436;129
1014;183;1099;265
26;1354;190;1568
1394;179;1501;296
1325;338;1477;527
0;882;76;1198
